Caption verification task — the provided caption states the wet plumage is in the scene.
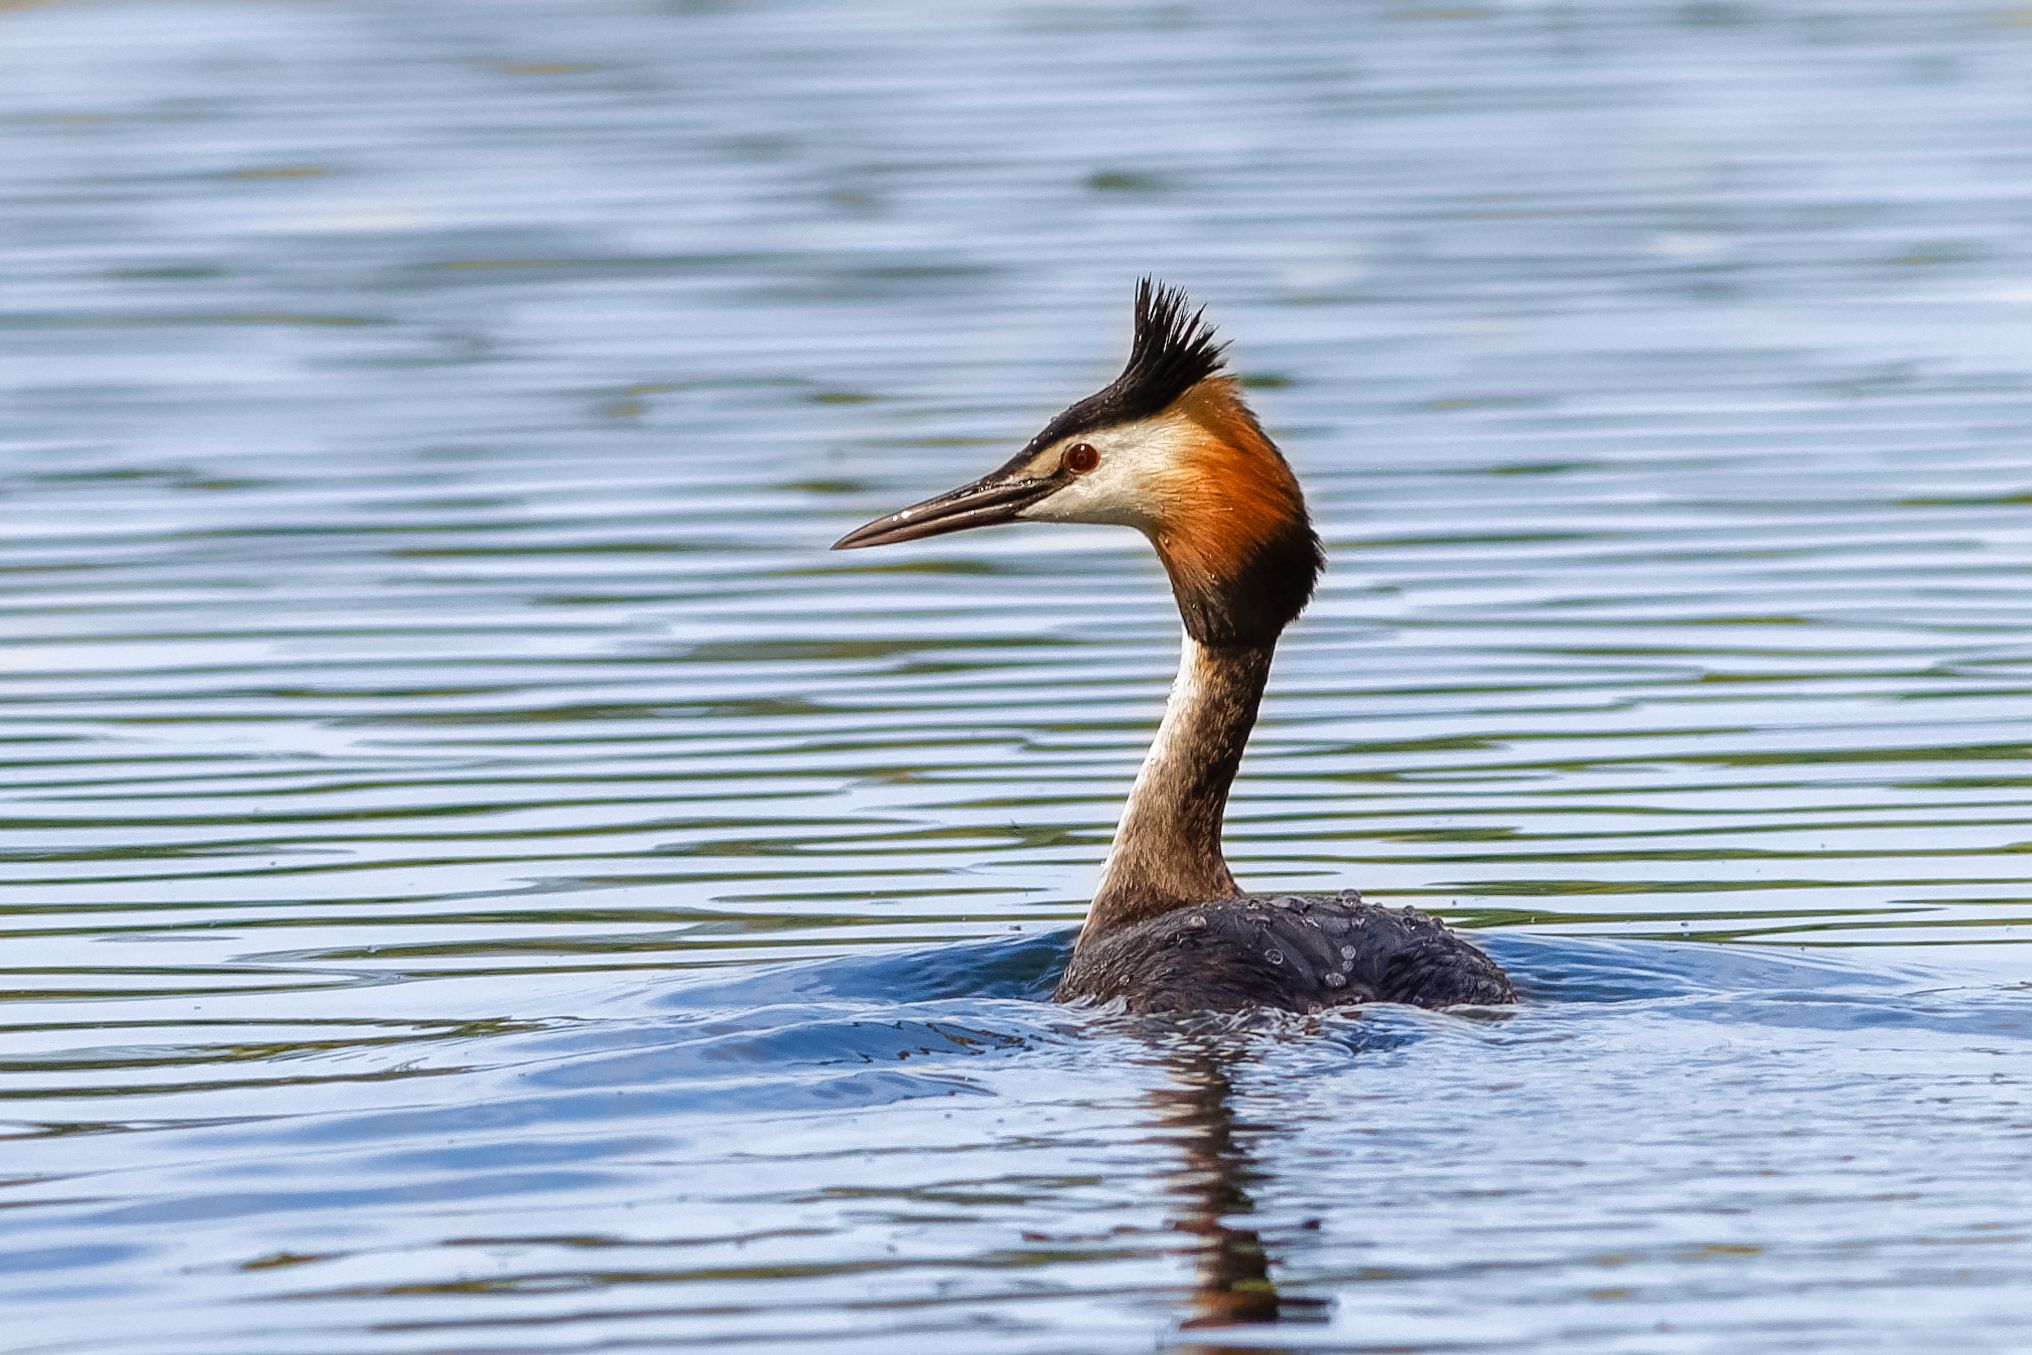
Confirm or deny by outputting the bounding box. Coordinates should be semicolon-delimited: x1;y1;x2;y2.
1057;891;1514;1014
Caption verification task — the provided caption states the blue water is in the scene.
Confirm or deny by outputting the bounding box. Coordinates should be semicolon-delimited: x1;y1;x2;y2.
3;0;2031;1350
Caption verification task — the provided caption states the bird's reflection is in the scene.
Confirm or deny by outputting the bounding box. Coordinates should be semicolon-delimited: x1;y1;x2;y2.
1143;1039;1328;1340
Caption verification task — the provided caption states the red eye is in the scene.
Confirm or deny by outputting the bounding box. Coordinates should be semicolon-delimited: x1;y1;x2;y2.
1063;443;1100;475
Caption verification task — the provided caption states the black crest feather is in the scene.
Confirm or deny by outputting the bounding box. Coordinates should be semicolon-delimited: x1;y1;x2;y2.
1112;278;1228;421
1020;279;1229;454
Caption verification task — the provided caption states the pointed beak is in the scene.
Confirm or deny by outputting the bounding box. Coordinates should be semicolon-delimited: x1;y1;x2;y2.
832;471;1059;550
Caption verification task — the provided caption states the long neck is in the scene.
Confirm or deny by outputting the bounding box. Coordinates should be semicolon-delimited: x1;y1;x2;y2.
1084;636;1275;940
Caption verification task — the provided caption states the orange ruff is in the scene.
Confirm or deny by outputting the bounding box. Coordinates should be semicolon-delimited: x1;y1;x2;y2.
1149;378;1308;594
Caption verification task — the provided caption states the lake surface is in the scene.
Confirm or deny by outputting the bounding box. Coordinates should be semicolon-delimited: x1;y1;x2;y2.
3;1;2031;1351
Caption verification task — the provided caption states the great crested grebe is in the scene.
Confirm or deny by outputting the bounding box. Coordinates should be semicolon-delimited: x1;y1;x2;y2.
835;282;1513;1014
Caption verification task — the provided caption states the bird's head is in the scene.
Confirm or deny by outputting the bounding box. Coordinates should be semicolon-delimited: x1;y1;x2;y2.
834;280;1323;648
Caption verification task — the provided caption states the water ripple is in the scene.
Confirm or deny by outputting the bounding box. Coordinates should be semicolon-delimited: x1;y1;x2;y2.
2;0;2031;1350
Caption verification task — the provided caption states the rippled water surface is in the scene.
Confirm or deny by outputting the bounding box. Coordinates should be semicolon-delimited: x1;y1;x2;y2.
4;1;2032;1351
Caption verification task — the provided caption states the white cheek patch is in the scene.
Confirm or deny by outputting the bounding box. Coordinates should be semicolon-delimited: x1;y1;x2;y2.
1017;417;1195;531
